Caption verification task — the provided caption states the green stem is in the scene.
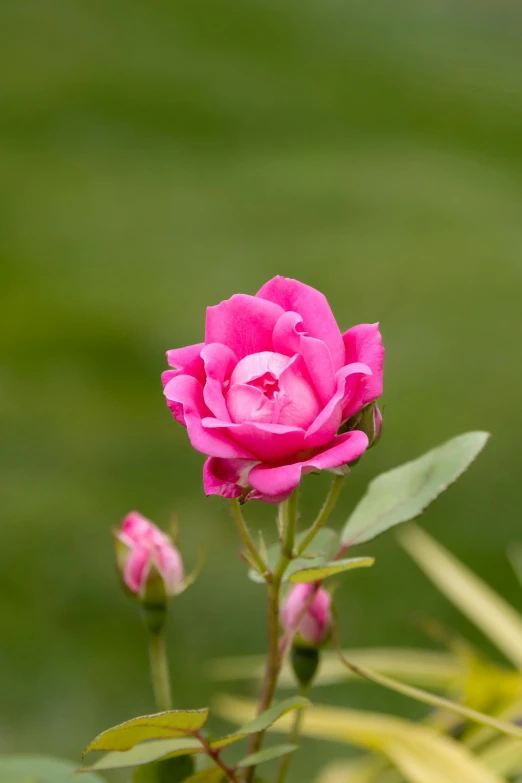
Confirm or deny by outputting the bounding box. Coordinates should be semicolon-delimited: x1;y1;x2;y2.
194;731;240;783
296;475;345;556
243;491;298;783
229;498;267;575
281;490;298;559
331;622;522;742
149;631;172;712
275;685;309;783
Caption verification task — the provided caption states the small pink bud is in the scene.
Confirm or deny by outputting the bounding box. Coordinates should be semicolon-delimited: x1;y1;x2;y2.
282;583;332;647
116;512;184;597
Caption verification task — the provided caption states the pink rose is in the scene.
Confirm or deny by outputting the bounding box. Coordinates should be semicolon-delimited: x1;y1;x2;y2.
282;583;332;647
116;512;184;596
163;276;384;502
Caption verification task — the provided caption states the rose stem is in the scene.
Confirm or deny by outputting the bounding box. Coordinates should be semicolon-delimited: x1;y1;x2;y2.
244;490;297;783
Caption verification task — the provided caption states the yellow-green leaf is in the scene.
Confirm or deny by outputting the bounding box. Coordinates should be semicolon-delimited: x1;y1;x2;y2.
249;529;339;584
211;696;310;749
479;735;522;777
399;525;522;669
79;739;203;772
289;557;375;583
237;744;298;768
83;710;209;755
215;696;505;783
315;757;390;783
342;432;489;547
336;654;522;741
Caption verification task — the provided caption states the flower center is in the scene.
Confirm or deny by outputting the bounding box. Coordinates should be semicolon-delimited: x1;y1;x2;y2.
249;371;280;400
226;351;322;429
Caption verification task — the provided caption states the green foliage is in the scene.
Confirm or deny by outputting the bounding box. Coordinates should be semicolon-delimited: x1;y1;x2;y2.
289;556;374;583
80;739;203;772
133;755;195;782
216;695;505;783
212;696;310;749
399;525;522;669
182;769;224;783
83;709;209;755
81;697;309;773
342;432;490;547
248;528;339;584
0;755;105;783
236;744;298;768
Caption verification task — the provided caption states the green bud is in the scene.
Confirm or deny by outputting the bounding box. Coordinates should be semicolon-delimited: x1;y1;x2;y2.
291;644;320;688
140;560;168;635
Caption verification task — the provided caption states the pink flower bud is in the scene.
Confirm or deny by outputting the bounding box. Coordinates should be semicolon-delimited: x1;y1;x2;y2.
282;583;332;647
116;512;184;597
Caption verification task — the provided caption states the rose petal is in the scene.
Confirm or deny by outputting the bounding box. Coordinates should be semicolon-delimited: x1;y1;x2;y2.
277;354;323;427
248;430;369;498
201;342;238;421
123;545;151;593
121;512;153;544
272;311;335;405
164;375;254;458
227;383;275;424
257;276;345;370
156;544;184;594
272;310;305;355
305;363;372;448
203;457;258;499
165;343;205;383
205;294;283;359
202;418;306;461
342;323;384;417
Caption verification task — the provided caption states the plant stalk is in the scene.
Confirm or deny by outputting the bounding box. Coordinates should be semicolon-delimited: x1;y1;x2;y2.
148;631;172;712
229;498;268;575
195;731;240;783
275;685;309;783
243;491;297;782
296;475;345;556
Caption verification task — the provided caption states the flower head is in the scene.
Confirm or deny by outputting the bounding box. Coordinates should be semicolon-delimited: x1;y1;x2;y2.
282;583;332;647
163;276;384;502
116;512;184;597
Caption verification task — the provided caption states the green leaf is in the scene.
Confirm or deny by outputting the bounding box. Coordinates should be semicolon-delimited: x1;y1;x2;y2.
182;769;224;783
0;755;105;783
133;754;195;782
211;696;310;749
83;710;209;755
79;739;203;772
289;557;375;583
237;744;298;768
295;528;339;560
342;432;490;547
399;525;522;669
248;528;339;584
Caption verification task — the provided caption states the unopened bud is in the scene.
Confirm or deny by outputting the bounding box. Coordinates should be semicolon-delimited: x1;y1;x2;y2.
115;511;184;599
342;401;382;449
282;583;332;648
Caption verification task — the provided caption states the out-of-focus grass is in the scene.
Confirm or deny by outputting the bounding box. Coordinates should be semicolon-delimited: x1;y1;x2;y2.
1;2;522;780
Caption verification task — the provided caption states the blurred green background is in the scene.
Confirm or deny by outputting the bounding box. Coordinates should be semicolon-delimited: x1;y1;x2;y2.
1;1;522;780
